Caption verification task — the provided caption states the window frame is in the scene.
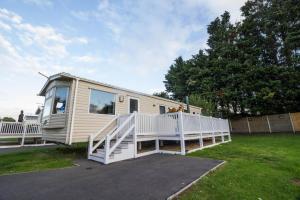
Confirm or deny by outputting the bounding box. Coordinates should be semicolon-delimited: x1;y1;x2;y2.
128;96;140;114
88;88;117;116
51;86;69;115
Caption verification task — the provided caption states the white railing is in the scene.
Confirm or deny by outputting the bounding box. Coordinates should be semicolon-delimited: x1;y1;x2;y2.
135;112;229;136
105;113;135;160
88;111;231;163
88;113;136;163
0;122;42;136
136;113;157;135
156;113;180;135
89;116;118;154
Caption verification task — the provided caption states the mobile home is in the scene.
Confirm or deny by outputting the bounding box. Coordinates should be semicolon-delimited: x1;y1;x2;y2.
39;72;230;164
39;72;202;144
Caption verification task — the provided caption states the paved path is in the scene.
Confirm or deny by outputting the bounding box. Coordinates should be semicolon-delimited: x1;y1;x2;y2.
0;154;223;200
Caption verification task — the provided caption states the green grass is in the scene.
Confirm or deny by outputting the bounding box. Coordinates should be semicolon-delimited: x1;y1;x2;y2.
0;143;87;175
181;134;300;200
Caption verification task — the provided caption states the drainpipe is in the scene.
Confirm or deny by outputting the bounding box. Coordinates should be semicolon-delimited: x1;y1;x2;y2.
68;78;79;145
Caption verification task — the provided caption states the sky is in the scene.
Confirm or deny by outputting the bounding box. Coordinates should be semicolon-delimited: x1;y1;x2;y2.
0;0;246;119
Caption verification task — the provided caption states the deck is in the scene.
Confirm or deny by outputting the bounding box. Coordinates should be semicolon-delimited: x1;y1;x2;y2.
89;112;231;164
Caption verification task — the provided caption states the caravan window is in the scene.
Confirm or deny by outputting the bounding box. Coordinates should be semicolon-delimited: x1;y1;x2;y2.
89;89;115;115
159;105;166;114
42;88;55;118
43;98;52;118
52;87;69;114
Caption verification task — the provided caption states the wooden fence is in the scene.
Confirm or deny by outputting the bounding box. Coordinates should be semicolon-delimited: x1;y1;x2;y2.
230;112;300;134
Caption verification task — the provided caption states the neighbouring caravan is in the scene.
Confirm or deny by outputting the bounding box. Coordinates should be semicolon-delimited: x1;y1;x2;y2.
38;72;202;144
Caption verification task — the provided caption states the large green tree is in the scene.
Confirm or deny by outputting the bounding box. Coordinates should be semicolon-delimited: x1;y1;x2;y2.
164;0;300;117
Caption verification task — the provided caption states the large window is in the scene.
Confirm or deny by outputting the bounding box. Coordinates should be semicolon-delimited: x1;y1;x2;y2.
89;89;115;115
52;87;69;114
42;88;54;118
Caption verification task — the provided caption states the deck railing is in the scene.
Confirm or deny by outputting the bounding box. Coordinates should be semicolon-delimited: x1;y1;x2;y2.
135;112;230;136
0;121;42;146
0;122;42;136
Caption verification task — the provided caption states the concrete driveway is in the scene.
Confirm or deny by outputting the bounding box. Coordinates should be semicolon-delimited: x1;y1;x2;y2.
0;154;223;200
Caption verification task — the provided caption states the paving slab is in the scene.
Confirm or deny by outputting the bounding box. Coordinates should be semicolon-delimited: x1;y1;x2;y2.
0;154;223;200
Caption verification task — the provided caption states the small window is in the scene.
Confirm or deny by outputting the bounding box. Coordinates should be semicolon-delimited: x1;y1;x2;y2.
159;105;166;114
129;98;139;113
52;87;69;114
89;89;115;115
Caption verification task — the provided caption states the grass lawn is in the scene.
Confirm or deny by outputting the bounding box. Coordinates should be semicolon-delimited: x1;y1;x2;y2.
0;143;87;175
181;134;300;200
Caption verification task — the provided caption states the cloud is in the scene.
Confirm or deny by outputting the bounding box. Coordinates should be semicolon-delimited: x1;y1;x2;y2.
0;8;89;74
184;0;246;22
22;0;53;7
0;8;22;24
0;21;11;30
74;55;100;63
69;0;246;79
70;0;209;77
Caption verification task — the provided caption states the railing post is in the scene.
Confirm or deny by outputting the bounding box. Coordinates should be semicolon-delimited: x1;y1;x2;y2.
0;121;2;134
210;117;215;144
133;111;137;158
104;135;110;164
198;115;203;148
178;112;185;155
21;122;27;146
220;119;224;142
88;135;93;156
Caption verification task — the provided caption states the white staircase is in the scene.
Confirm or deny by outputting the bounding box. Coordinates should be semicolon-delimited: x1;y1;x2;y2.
88;113;135;164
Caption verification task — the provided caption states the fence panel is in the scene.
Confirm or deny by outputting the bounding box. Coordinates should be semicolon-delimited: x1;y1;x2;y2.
230;118;249;133
268;114;293;133
291;113;300;132
248;116;269;133
230;112;299;134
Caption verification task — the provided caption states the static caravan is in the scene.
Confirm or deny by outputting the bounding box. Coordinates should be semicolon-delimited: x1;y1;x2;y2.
38;72;202;144
38;73;230;164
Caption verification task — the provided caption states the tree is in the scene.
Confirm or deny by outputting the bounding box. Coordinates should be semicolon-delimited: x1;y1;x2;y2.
153;91;172;100
2;117;16;122
189;94;216;116
164;0;300;117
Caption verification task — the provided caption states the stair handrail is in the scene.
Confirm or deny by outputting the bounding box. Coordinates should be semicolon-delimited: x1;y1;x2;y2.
107;113;134;140
89;115;119;154
105;113;135;157
91;125;117;153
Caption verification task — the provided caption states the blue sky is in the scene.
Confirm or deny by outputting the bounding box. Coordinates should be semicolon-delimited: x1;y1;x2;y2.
0;0;245;119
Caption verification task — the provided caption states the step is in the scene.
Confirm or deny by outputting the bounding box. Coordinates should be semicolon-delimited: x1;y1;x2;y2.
93;151;115;159
97;148;122;155
110;141;133;147
89;153;105;163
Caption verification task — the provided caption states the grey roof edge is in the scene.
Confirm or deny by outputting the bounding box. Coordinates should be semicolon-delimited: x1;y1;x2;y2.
38;72;202;110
